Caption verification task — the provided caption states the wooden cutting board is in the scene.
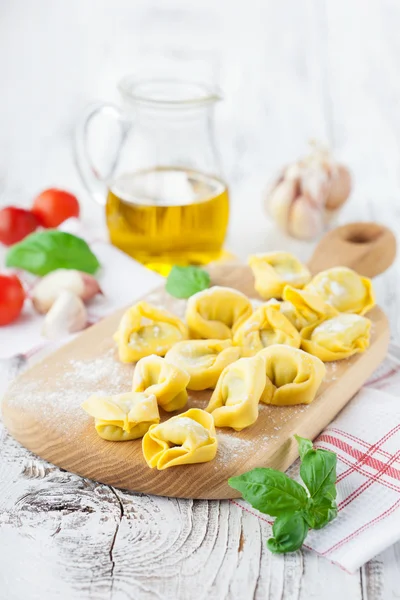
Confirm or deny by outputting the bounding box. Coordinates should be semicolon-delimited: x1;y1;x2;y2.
2;223;396;499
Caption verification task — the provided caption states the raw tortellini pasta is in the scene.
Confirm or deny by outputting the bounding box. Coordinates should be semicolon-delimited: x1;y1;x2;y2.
258;345;326;406
301;313;371;361
304;267;375;315
142;408;217;469
281;285;338;330
233;303;301;356
248;252;311;300
185;286;252;340
165;339;241;391
132;355;189;412
82;392;160;441
206;355;266;431
114;301;188;363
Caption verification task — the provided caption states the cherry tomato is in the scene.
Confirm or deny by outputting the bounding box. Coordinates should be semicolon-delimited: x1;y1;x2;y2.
0;207;38;246
0;274;25;325
32;188;80;228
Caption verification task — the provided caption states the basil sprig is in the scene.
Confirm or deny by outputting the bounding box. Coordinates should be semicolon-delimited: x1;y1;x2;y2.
229;435;337;553
166;265;210;299
6;230;100;276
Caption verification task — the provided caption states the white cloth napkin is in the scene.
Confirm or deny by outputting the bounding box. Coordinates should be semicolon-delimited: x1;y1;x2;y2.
1;221;399;573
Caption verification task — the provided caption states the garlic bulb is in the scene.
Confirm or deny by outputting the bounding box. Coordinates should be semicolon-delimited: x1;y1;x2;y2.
266;143;352;240
32;269;101;314
42;290;87;339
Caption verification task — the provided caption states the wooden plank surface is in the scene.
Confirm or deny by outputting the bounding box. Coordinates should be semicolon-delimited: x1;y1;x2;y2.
1;266;389;500
1;0;400;598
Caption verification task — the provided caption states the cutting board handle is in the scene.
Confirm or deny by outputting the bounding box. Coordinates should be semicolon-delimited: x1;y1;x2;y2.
308;222;396;277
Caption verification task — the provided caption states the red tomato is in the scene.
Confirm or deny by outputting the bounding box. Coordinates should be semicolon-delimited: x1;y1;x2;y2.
32;188;80;228
0;274;25;325
0;207;38;246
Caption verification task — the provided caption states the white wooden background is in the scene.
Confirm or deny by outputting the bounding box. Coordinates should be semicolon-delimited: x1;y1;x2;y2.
1;0;400;598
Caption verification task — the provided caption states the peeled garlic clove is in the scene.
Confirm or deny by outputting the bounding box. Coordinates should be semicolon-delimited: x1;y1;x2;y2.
288;196;324;240
42;290;87;340
267;179;298;231
32;269;101;314
325;164;352;210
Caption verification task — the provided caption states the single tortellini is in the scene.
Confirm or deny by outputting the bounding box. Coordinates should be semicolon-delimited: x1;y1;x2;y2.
248;252;311;300
258;345;326;406
82;392;160;441
233;303;301;356
205;355;266;431
165;339;241;391
132;355;190;412
142;408;217;470
300;313;371;361
185;286;253;340
304;267;375;315
281;285;339;330
114;301;188;363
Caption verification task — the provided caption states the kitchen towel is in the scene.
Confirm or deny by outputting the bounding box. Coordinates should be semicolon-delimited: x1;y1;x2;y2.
1;219;399;573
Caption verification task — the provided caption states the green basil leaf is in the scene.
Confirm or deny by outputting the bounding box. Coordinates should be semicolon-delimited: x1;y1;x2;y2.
6;230;100;276
304;497;338;530
165;265;210;299
294;434;314;460
228;468;308;517
300;448;337;502
267;511;309;554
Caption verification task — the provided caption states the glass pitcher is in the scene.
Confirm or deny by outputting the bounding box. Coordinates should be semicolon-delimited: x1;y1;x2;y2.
74;75;229;272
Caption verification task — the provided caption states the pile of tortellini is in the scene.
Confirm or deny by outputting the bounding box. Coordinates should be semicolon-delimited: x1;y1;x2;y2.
82;252;375;470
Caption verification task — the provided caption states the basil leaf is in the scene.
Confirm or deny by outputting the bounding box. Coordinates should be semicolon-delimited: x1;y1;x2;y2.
228;468;308;516
165;265;210;299
267;512;309;554
300;448;337;502
294;434;313;460
6;230;100;276
304;497;338;530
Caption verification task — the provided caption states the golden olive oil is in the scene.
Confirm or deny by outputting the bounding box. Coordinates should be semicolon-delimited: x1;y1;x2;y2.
106;167;229;273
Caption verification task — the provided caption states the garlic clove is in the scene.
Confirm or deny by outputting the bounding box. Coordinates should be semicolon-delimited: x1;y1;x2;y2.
300;166;330;206
42;290;87;340
325;164;352;210
288;196;324;240
267;179;298;231
32;269;101;314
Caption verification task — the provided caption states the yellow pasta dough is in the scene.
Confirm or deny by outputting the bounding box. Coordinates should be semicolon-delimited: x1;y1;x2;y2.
205;355;266;431
185;286;253;340
248;252;311;300
281;285;339;330
258;345;326;406
304;267;375;315
132;355;190;412
114;301;188;363
233;303;301;356
82;392;160;441
142;408;217;469
166;339;241;390
301;313;371;361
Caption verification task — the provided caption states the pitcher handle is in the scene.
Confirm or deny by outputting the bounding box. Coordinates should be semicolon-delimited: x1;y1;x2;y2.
74;102;130;206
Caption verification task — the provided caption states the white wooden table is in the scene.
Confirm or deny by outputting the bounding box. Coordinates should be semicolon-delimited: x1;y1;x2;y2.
1;1;400;597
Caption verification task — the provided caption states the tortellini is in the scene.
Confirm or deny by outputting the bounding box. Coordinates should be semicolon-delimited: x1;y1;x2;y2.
233;303;301;356
114;301;188;363
304;267;375;315
142;408;217;469
248;252;311;300
186;286;253;340
301;313;371;361
82;392;160;441
206;355;266;431
258;345;326;406
165;339;241;391
132;355;190;412
281;285;338;330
